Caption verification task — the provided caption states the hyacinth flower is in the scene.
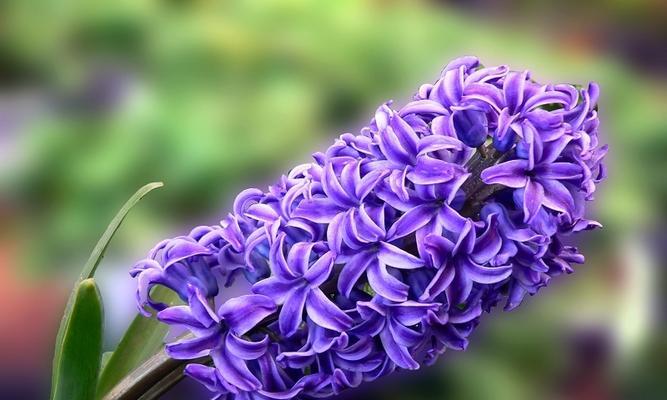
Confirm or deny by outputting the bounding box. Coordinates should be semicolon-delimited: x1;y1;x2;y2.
126;56;607;399
252;233;353;337
419;218;513;305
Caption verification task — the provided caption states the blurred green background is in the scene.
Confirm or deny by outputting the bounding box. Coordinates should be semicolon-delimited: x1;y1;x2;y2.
1;0;666;399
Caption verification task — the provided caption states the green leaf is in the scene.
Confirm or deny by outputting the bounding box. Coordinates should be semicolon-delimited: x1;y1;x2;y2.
51;182;164;400
51;279;104;400
100;352;114;374
95;286;180;399
79;182;164;280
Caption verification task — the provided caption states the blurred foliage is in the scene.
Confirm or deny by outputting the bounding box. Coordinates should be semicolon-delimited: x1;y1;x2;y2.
1;0;666;399
3;0;665;276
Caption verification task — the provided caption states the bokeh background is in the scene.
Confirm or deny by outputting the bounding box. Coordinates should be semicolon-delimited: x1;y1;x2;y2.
1;0;666;399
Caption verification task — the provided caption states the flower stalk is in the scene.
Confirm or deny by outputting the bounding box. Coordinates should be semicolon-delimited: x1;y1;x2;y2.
101;349;206;400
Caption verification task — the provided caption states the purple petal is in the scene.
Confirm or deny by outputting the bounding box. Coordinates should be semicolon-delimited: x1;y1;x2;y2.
187;286;220;327
399;100;448;117
495;107;518;144
536;162;582;180
519;120;541;170
304;251;335;287
390;113;420;156
423;234;454;268
437;204;468;232
306;289;353;332
386;204;438;240
354;204;385;242
523;89;571;111
443;56;479;73
523;179;544;223
374;103;392;130
219;294;277;336
481;160;528;188
244;203;279;223
163;239;212;268
452;220;475;255
446;266;473;305
435;324;469;351
388;168;409;203
310;324;348;353
541;179;575;215
466;64;508;84
157;305;205;329
184;364;223;393
286;218;319;241
378;242;424;270
338;251;373;297
281;181;308;217
327;211;346;254
165;332;222;359
252;276;295;304
341;209;369;249
357;297;387;317
389;318;423;347
378;118;413;165
461;257;512;284
336;337;374;361
351;313;385;337
277;349;315;369
540;134;572;164
464;82;504;112
323;162;356;208
505;281;528;311
367;259;409;302
292;197;342;224
287;242;315;276
355;169;388;201
449;302;482;324
471;215;503;264
133;263;167;315
339;161;361;200
225;333;269;360
441;66;465;105
278;286;309;337
259;378;311;400
430;115;454;137
375;184;420;212
219;215;245;252
393;301;439;325
407;157;458;185
379;328;419;370
420;264;455;301
233;188;264;216
211;345;261;392
269;233;298;280
417;134;463;155
503;70;529;113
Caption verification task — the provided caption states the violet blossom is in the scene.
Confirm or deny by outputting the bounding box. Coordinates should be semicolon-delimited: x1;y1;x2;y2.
131;56;607;399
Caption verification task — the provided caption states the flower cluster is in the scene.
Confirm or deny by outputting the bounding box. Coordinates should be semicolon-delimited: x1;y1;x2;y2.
131;56;607;399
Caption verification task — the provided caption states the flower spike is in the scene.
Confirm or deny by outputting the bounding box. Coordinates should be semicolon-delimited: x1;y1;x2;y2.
131;56;607;399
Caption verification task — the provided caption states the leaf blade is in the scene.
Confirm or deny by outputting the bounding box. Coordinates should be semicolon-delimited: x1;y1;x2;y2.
51;182;164;400
51;279;104;400
80;181;164;280
95;286;180;400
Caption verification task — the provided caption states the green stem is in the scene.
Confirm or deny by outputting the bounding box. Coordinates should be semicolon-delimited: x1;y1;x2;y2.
101;349;209;400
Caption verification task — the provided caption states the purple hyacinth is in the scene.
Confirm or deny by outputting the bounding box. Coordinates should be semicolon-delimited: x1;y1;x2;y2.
131;56;607;399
